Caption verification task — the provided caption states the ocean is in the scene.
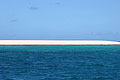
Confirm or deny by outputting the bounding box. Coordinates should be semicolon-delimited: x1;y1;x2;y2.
0;45;120;80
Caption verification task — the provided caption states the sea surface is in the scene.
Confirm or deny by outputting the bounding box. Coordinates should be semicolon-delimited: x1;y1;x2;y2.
0;45;120;80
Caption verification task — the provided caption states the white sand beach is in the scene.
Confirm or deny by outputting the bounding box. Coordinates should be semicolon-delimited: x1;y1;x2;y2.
0;40;120;45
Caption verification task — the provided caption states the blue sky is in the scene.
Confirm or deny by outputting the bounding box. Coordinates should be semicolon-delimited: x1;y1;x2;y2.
0;0;120;41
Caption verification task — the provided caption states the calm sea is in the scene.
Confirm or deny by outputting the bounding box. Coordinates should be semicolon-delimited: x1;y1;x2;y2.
0;45;120;80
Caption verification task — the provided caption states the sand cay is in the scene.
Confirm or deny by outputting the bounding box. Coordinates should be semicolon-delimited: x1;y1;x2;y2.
0;40;120;45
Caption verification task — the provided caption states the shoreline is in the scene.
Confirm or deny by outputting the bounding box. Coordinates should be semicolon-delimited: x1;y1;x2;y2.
0;40;120;45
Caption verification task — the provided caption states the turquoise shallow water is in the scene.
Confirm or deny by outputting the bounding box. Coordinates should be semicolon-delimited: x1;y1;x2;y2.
0;45;120;80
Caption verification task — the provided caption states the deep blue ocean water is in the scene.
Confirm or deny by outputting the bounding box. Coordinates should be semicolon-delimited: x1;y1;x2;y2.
0;45;120;80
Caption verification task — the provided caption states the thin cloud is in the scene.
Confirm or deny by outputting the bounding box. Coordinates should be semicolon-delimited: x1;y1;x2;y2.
55;2;61;5
10;19;17;22
29;7;39;10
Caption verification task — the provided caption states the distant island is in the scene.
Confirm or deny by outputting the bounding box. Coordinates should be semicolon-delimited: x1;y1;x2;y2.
0;40;120;45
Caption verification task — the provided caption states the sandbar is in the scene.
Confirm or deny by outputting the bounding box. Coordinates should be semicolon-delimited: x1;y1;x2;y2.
0;40;120;45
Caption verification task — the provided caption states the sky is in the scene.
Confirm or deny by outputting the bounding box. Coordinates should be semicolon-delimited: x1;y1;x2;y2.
0;0;120;41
